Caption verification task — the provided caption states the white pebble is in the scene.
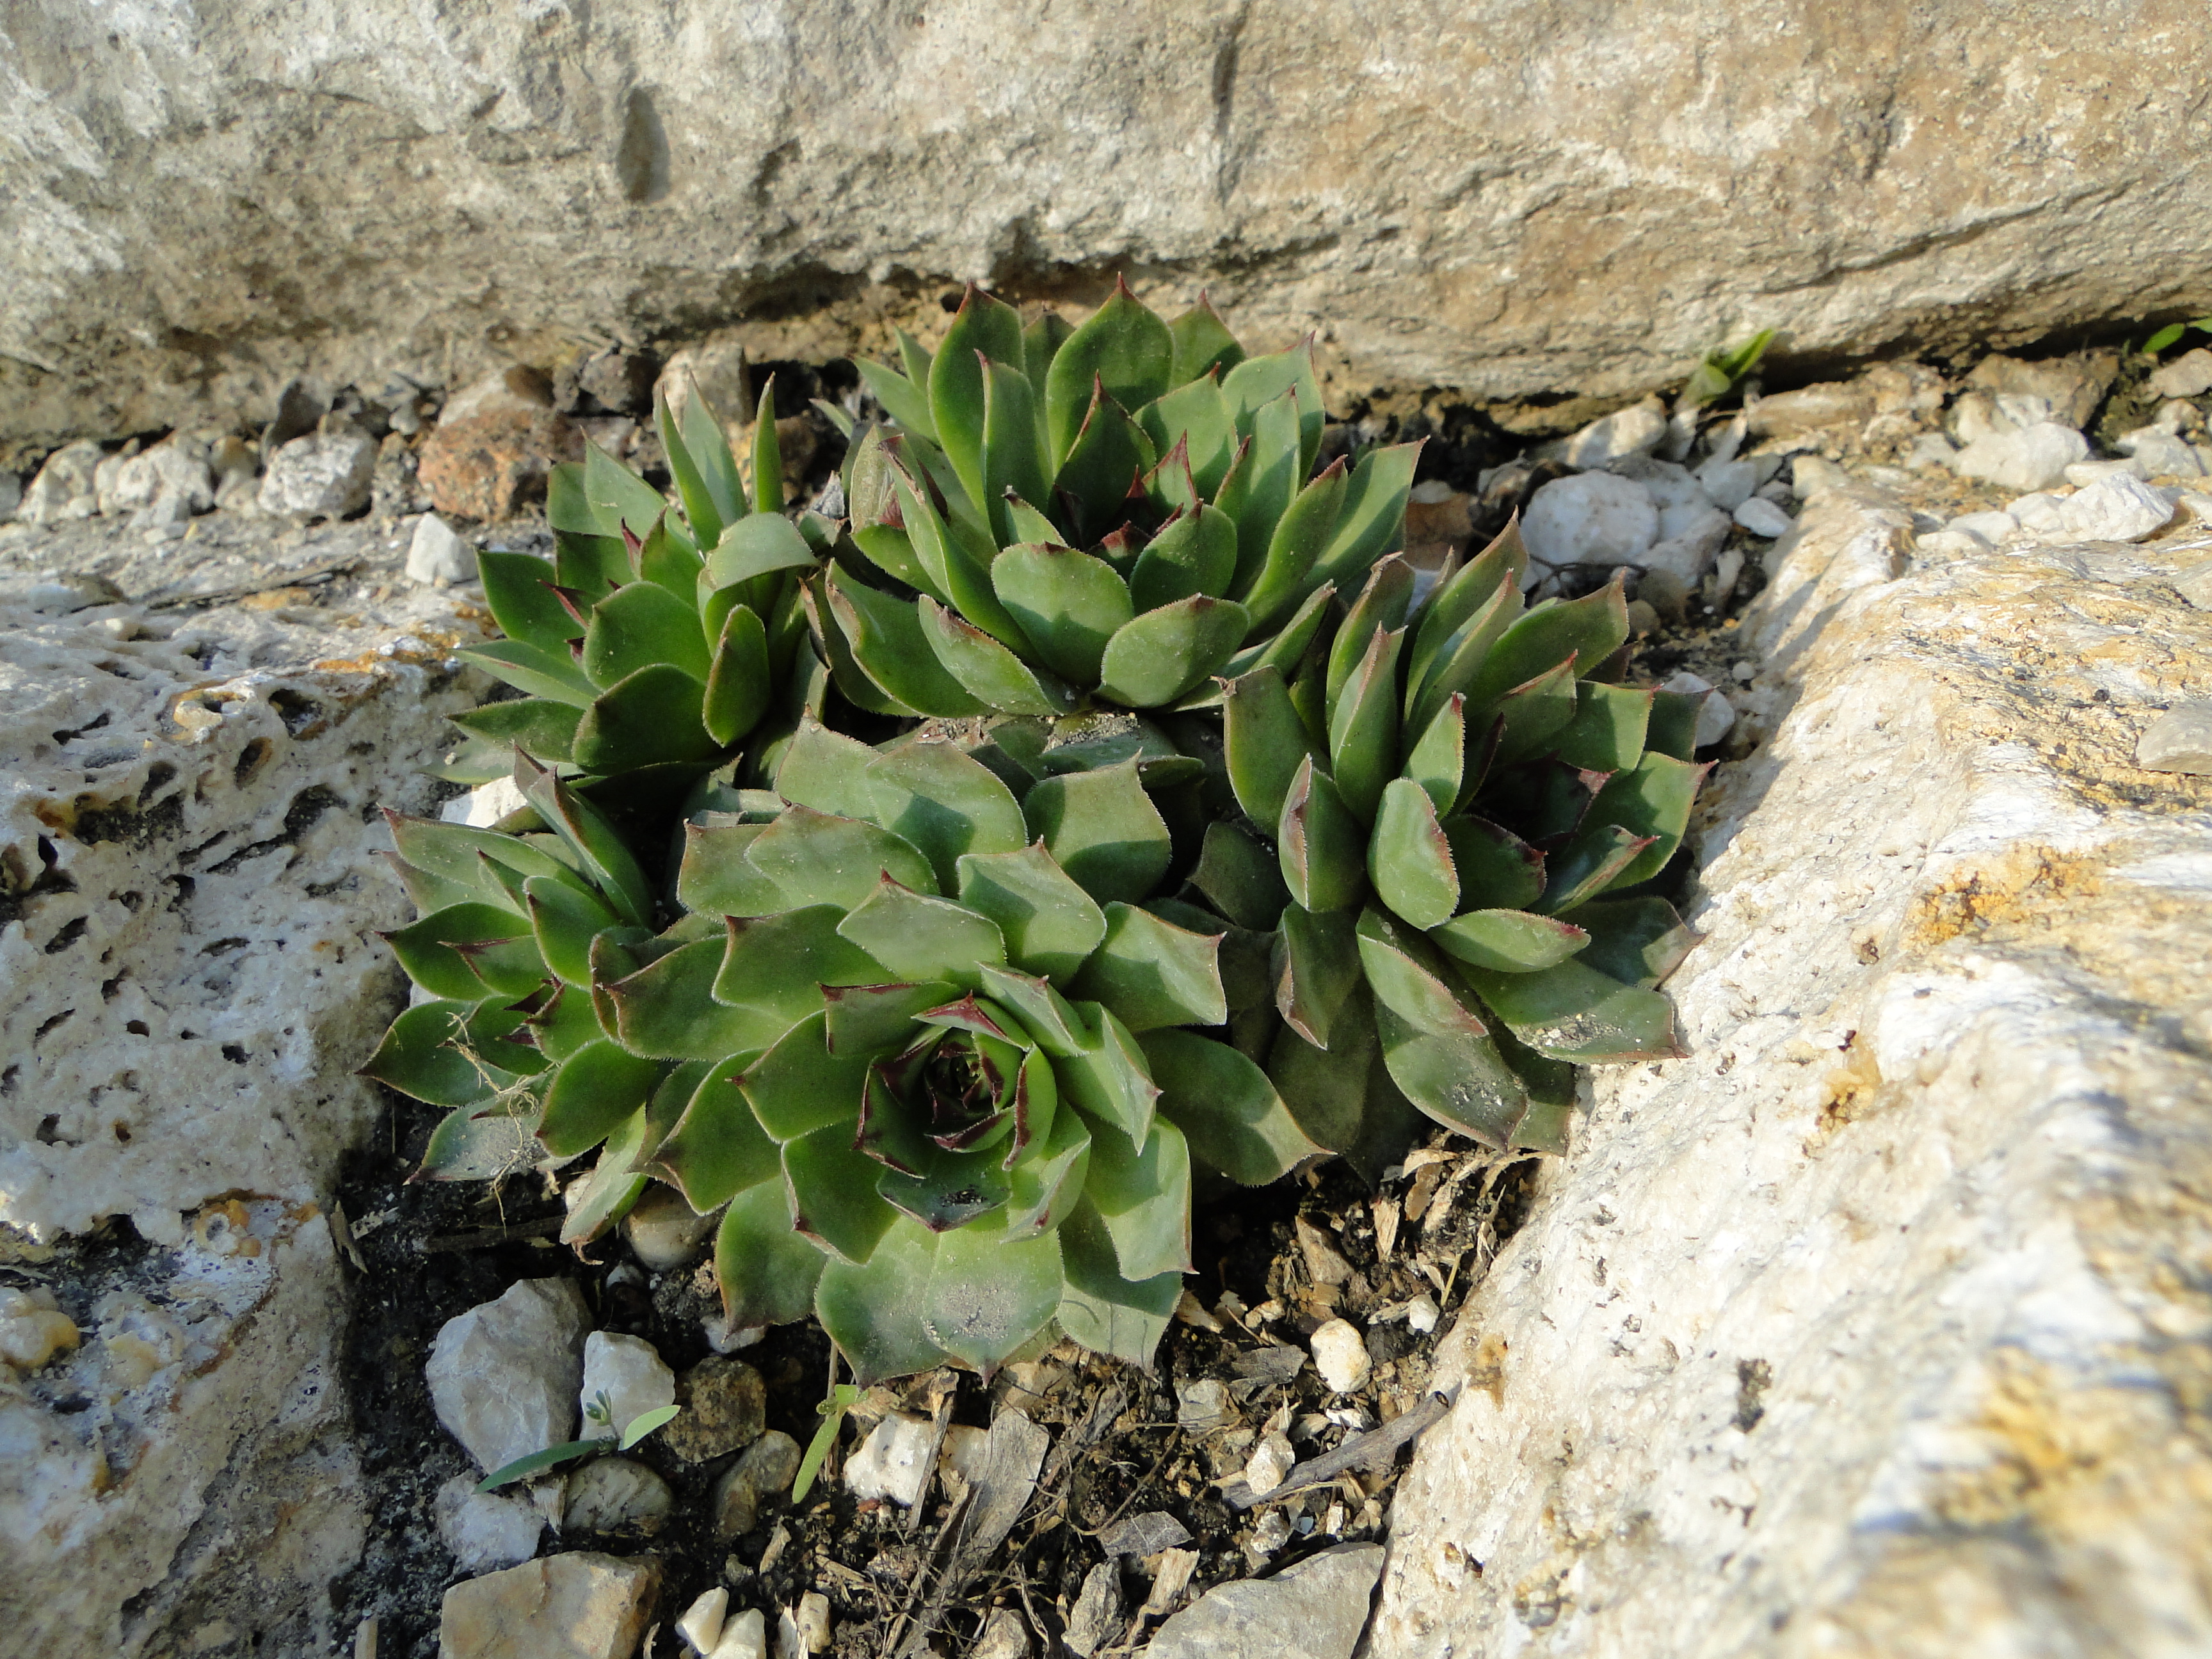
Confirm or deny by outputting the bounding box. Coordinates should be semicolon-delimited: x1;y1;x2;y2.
1243;1432;1297;1496
1732;497;1795;538
407;512;479;585
2052;474;2176;545
678;1586;730;1655
579;1331;676;1436
1661;670;1737;748
845;1411;936;1507
1521;470;1658;586
1310;1318;1372;1394
1405;1294;1439;1334
2138;706;2212;776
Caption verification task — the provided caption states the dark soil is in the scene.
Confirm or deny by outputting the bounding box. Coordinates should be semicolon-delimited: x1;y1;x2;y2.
328;1076;1543;1658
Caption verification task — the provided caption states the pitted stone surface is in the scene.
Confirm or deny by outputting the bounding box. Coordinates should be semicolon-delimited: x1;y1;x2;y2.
0;510;491;1658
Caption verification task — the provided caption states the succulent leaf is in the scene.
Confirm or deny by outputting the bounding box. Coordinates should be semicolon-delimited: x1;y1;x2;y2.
785;1123;899;1264
815;1217;944;1384
1310;443;1422;593
460;638;598;707
1083;1112;1193;1279
1021;760;1173;906
1430;908;1591;973
717;1180;828;1329
992;543;1137;685
710;907;882;1025
836;874;1008;986
1368;778;1459;929
1221;341;1325;480
653;1054;781;1210
1239;456;1347;634
922;1214;1064;1372
1069;901;1226;1031
1461;957;1684;1063
573;664;719;773
1278;755;1368;914
1097;595;1249;709
1045;279;1175;469
1055;1194;1182;1365
1167;294;1246;387
1137;373;1238;500
1141;1028;1320;1185
956;844;1110;983
929;286;1028;513
1053;383;1159;544
1327;625;1406;824
920;595;1076;717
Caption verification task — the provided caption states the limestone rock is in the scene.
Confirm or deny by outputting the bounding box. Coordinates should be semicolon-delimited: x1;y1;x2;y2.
417;369;584;522
1747;381;1875;439
1372;493;2212;1657
1965;351;2118;430
1732;497;1794;539
2174;558;2212;611
19;442;102;524
1557;397;1668;468
1242;1432;1295;1496
437;1551;661;1659
562;1457;673;1535
2148;347;2212;401
427;1278;593;1476
0;512;497;1658
1951;422;2090;492
257;428;376;520
579;1331;675;1438
794;1591;832;1655
435;1475;545;1573
0;469;20;520
661;1355;765;1463
0;1285;79;1375
678;1587;730;1655
2136;706;2212;775
408;513;478;585
2051;474;2176;544
1148;1543;1383;1659
2120;429;2209;479
845;1411;935;1507
1521;471;1658;588
10;4;2209;456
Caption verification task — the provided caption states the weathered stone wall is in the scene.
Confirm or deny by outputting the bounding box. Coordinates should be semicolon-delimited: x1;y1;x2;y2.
1373;490;2212;1656
5;0;2209;458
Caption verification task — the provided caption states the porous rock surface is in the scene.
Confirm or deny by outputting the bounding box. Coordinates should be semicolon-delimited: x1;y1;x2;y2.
5;1;2209;454
1374;489;2212;1656
0;511;492;1656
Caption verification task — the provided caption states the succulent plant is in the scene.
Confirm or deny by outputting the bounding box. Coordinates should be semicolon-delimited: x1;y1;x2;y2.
369;720;1325;1379
1223;521;1706;1156
365;281;1718;1390
359;754;671;1238
443;379;825;796
812;281;1418;720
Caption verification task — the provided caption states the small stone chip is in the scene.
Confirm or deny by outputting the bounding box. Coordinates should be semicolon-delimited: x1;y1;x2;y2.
1243;1432;1297;1496
1310;1319;1373;1395
1099;1510;1196;1557
2137;706;2212;776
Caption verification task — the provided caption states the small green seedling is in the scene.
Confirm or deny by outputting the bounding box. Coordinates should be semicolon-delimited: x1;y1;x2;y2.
791;1383;862;1504
475;1393;683;1492
1679;330;1776;410
2144;317;2212;356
